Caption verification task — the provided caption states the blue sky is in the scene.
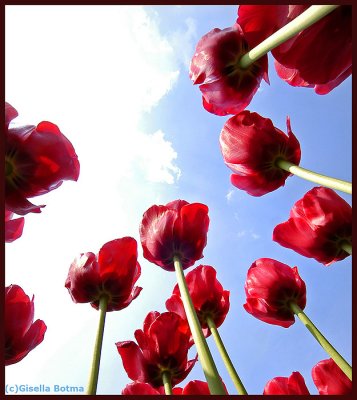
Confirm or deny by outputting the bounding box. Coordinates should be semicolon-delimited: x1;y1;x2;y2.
5;5;351;395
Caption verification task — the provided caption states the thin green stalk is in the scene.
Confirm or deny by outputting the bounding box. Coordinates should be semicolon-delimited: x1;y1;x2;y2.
240;5;339;69
162;371;172;395
86;295;108;395
173;255;226;395
206;316;247;395
340;241;352;255
290;302;352;381
276;158;352;195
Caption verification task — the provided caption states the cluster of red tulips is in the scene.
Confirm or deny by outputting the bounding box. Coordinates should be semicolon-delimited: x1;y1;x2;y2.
5;5;351;395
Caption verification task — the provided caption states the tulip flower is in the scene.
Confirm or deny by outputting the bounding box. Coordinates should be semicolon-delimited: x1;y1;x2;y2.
116;311;197;393
121;380;221;395
273;187;352;266
243;258;306;328
5;285;47;366
5;209;25;243
312;358;352;395
166;265;230;339
237;5;351;94
65;237;142;311
189;25;268;116
5;102;80;215
244;258;352;380
220;111;301;196
263;371;310;395
139;199;209;272
65;237;142;395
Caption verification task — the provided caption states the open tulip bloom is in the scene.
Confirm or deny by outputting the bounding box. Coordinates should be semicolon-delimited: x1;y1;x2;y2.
140;200;226;394
237;5;351;94
116;311;196;394
273;186;352;265
5;285;47;366
244;258;352;380
189;25;268;116
65;237;142;394
220;110;351;196
5;102;80;215
166;265;247;394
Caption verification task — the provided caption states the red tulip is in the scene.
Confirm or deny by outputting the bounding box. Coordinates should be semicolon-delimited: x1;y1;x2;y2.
273;187;352;266
5;102;80;215
121;382;165;395
139;199;209;271
237;5;351;94
65;237;142;312
312;358;352;395
243;258;306;328
5;285;47;366
116;311;197;387
166;265;230;341
121;380;216;395
5;209;25;243
189;25;268;116
263;371;310;395
219;110;301;196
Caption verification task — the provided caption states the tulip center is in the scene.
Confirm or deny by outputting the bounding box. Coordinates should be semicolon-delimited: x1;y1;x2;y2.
5;158;14;177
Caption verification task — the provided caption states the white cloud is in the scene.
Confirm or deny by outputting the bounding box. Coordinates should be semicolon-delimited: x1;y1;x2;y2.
226;189;235;202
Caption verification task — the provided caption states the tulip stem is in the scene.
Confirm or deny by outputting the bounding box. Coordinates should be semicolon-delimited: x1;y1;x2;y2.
239;5;339;69
276;159;352;194
162;371;172;395
290;302;352;381
173;255;226;395
206;316;247;395
340;241;352;255
86;295;108;395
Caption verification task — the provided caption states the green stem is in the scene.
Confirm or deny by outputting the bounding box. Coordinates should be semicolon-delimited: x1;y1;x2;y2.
173;256;226;395
86;295;108;395
206;316;247;395
340;241;352;255
162;371;172;395
276;159;352;195
290;302;352;381
240;5;339;69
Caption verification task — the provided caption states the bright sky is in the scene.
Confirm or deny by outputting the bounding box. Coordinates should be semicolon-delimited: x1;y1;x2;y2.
5;5;351;395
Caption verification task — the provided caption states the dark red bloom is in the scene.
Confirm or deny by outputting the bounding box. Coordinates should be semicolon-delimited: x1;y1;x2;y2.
273;187;352;266
166;265;230;341
5;102;80;215
65;237;142;312
237;5;351;94
263;371;310;395
5;285;47;366
243;258;306;328
121;380;216;395
116;311;196;388
139;200;209;271
219;110;301;196
312;358;352;395
5;209;25;243
189;25;268;116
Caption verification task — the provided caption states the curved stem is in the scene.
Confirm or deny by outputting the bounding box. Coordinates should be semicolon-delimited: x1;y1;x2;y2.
340;241;352;255
276;159;352;194
162;371;172;395
173;255;226;395
86;295;108;395
206;316;247;395
240;5;339;69
290;302;352;381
